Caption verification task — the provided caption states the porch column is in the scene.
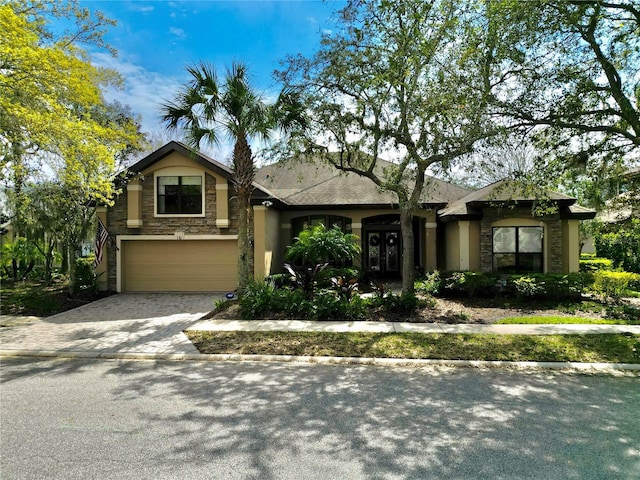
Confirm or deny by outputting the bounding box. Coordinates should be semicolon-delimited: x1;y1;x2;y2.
458;221;470;271
215;181;229;228
126;179;143;228
96;207;108;291
565;219;580;273
253;205;267;280
352;222;363;269
424;222;437;271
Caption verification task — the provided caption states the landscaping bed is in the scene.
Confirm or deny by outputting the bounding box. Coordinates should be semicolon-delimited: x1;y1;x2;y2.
0;280;107;317
209;295;640;325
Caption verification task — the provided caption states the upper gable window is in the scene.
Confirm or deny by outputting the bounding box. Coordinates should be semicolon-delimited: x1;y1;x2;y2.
157;175;203;215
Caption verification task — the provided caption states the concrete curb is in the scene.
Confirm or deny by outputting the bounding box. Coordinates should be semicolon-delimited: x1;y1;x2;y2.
2;349;639;372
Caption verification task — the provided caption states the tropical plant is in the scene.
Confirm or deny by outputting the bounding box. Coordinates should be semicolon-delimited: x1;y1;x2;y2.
283;262;330;297
285;224;361;268
162;62;306;293
1;237;42;281
330;275;359;300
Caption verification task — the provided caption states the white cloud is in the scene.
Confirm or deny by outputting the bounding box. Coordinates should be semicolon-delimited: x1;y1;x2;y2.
129;5;154;13
169;27;186;39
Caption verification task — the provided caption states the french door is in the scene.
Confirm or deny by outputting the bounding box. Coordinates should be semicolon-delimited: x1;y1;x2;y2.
366;231;401;276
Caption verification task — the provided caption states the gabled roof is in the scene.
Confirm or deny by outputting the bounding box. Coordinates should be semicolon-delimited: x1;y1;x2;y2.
255;157;471;208
128;140;234;178
127;141;278;204
438;179;596;221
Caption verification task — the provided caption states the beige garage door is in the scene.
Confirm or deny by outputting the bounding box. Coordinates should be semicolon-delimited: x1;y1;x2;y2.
121;240;238;292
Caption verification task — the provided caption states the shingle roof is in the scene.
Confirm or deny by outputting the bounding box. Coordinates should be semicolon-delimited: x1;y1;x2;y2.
439;179;595;220
255;157;471;207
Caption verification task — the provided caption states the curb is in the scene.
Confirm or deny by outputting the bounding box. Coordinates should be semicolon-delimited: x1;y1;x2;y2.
2;349;639;372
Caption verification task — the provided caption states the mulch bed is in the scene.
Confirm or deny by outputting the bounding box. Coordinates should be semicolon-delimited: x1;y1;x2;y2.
208;296;607;324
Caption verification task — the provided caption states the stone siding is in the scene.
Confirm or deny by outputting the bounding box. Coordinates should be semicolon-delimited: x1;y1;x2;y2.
106;173;240;291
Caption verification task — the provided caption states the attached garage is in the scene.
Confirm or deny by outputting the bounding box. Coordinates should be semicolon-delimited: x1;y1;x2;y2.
119;238;238;292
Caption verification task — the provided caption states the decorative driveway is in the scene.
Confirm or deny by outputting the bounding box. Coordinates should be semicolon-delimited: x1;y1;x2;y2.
0;293;221;355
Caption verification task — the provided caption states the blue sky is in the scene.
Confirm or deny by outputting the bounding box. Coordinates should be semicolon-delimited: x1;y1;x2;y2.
79;0;345;157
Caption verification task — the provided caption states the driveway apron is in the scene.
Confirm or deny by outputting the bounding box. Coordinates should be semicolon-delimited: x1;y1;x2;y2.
0;294;220;355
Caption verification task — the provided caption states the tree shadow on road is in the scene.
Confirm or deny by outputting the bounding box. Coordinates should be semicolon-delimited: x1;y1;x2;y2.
94;361;640;479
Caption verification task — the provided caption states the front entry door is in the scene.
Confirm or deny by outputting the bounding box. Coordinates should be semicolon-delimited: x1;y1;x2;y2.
366;231;401;276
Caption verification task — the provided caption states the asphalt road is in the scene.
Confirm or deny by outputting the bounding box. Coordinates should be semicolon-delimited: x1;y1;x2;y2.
1;358;639;480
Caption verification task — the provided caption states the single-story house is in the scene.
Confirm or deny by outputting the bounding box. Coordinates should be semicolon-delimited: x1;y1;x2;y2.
97;141;596;292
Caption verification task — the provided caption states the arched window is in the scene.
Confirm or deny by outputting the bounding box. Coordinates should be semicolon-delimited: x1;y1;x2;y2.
291;215;352;238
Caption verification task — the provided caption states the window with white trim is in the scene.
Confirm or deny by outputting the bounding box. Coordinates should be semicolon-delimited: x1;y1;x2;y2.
493;226;543;273
157;176;202;214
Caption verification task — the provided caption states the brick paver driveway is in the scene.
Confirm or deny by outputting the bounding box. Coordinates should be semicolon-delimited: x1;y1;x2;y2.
0;293;222;355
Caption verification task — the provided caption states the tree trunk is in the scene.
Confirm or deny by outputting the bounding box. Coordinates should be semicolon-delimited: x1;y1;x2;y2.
400;209;415;294
237;191;251;295
233;135;255;295
67;243;77;296
60;243;68;275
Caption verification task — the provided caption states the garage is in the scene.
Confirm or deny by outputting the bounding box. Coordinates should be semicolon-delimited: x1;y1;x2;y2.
120;239;238;292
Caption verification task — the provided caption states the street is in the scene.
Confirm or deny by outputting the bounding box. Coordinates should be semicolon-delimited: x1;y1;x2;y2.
1;358;638;479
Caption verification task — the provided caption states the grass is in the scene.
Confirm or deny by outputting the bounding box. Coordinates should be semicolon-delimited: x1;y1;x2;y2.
186;331;640;364
496;316;640;325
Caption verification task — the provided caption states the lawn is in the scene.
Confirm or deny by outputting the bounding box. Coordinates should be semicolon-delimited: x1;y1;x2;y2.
186;331;640;364
496;316;640;325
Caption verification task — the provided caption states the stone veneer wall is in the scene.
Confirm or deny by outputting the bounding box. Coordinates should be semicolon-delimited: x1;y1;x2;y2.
106;172;240;291
479;207;564;274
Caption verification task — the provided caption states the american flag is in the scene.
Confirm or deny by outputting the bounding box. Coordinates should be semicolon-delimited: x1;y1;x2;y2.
94;218;110;268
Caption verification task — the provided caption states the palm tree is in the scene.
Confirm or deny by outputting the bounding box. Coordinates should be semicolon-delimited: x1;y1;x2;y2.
162;62;305;293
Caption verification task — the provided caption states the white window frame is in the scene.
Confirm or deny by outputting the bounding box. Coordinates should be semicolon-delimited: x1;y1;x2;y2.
154;166;206;218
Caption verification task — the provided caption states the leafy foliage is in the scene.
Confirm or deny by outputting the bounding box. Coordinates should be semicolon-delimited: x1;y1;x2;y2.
415;271;442;296
1;237;42;281
1;1;141;203
239;280;372;321
481;0;639;186
594;218;640;273
435;271;587;300
73;255;97;292
579;255;614;273
277;0;499;293
283;262;330;297
592;271;640;300
285;224;361;268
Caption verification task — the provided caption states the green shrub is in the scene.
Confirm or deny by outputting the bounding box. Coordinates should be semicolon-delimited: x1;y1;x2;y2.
580;257;613;273
444;271;494;297
594;218;640;273
239;281;276;319
73;255;97;291
382;291;420;314
512;276;543;299
415;270;441;295
239;280;371;320
591;271;640;300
